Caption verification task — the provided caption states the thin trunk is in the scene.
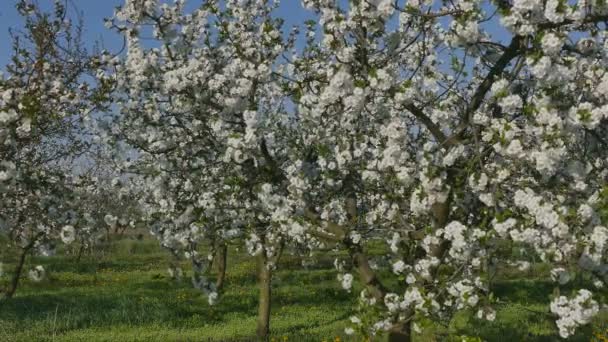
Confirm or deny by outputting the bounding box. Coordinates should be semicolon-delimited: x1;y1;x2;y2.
207;235;217;272
345;242;412;341
215;242;227;291
104;228;112;256
275;241;285;266
385;197;452;342
116;225;127;237
429;185;453;256
76;244;86;263
3;247;29;300
388;320;412;342
306;198;414;340
256;251;272;340
346;242;387;303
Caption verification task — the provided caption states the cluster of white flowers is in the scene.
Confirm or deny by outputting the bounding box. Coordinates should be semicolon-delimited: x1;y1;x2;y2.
28;266;45;282
447;280;480;309
541;33;564;56
440;221;470;260
550;290;599;338
339;273;354;292
60;226;76;244
410;173;449;216
513;188;567;238
498;95;523;114
476;307;497;321
492;218;518;237
569;102;607;129
384;287;427;314
451;20;481;45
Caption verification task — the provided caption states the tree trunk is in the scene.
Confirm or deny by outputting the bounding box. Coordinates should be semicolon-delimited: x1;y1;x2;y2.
388;320;412;342
215;242;227;291
345;242;413;341
305;201;413;341
345;241;387;303
76;244;86;263
256;251;272;340
2;247;29;300
207;236;216;272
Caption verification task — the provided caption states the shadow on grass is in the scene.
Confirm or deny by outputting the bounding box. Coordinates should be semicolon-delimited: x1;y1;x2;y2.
1;283;239;328
449;278;597;342
492;278;554;304
0;270;353;333
454;312;594;342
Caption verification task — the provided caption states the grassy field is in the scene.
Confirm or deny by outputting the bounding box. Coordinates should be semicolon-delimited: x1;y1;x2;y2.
0;236;606;341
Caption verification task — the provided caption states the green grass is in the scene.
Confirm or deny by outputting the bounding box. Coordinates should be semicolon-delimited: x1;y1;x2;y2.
0;237;605;341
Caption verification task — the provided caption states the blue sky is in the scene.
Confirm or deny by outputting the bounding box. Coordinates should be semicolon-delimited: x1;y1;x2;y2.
0;0;319;68
0;1;122;67
0;0;510;70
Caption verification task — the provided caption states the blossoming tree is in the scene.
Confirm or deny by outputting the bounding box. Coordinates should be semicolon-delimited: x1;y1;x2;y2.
283;0;608;340
103;0;303;337
0;0;97;299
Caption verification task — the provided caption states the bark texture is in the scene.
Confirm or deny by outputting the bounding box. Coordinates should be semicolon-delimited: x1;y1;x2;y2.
256;251;272;340
2;245;31;300
215;242;227;291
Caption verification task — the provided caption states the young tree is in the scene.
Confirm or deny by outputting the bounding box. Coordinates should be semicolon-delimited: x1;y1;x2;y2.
67;174;142;259
103;0;300;337
282;0;608;340
0;0;96;299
